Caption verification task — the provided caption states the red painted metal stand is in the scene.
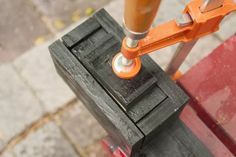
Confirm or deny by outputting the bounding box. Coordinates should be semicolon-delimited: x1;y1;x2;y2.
178;34;236;156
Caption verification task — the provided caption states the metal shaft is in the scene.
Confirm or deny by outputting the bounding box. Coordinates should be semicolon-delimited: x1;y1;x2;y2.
166;40;197;75
122;0;162;66
166;0;224;76
121;37;139;66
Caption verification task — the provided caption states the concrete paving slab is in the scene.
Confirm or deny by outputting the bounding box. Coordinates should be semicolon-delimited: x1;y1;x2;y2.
149;44;191;73
149;44;179;70
0;64;44;150
1;151;15;157
12;122;79;157
59;100;106;148
105;0;124;24
0;0;51;64
83;142;108;157
13;42;75;113
185;35;222;69
154;0;185;25
216;13;236;41
32;0;111;31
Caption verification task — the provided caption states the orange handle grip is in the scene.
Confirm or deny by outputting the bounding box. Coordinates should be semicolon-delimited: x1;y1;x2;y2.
124;0;162;33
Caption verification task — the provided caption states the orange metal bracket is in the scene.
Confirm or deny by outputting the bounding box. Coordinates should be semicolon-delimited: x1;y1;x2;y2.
172;70;183;81
121;0;236;59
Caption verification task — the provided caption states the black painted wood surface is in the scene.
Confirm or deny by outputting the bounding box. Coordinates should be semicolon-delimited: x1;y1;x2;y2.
49;9;212;157
50;40;144;156
138;119;213;157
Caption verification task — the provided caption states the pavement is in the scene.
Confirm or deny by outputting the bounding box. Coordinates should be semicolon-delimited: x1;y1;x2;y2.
0;0;235;157
0;0;110;63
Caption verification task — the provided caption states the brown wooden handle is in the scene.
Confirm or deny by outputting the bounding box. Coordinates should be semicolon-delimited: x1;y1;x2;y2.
124;0;161;33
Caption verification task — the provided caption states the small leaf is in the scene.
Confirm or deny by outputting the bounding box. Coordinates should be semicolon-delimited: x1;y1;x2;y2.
71;10;81;22
34;36;46;45
85;7;95;16
53;19;65;30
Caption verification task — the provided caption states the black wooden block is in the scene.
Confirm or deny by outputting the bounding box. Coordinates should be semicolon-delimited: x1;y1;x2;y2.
49;9;212;157
50;40;144;156
62;8;188;137
137;119;213;157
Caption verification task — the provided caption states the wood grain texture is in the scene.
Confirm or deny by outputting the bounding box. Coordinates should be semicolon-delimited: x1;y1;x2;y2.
49;41;144;156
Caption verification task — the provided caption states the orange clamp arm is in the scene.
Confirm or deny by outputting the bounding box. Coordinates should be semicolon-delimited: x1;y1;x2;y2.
121;0;236;59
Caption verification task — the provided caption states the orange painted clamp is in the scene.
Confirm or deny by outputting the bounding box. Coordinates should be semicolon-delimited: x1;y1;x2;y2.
121;0;236;59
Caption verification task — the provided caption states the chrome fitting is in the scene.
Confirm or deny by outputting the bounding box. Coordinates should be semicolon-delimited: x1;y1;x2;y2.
123;20;149;40
126;37;138;48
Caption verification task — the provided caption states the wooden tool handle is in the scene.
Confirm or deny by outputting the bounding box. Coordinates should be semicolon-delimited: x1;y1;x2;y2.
124;0;162;33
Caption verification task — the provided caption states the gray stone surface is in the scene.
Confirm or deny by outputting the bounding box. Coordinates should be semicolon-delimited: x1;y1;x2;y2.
59;100;106;148
0;0;51;63
105;0;124;24
185;35;221;68
12;122;79;157
0;0;112;64
154;0;185;25
32;0;111;32
216;13;236;41
13;42;75;113
32;0;110;18
149;44;179;70
0;64;44;150
1;151;15;157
